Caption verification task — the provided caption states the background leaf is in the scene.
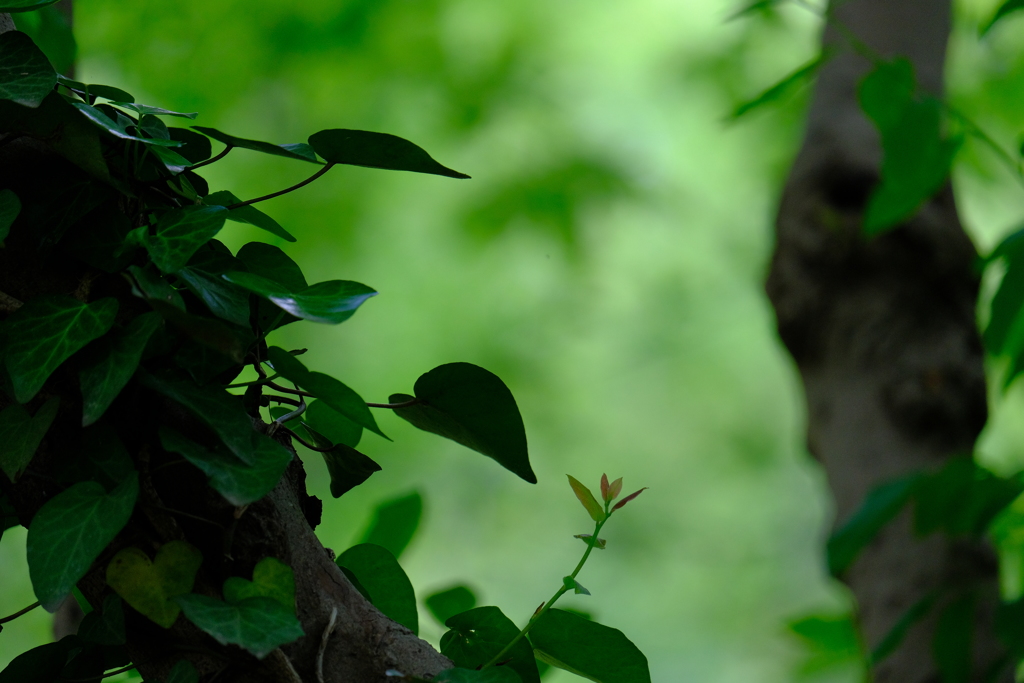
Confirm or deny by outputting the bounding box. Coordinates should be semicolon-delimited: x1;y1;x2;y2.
308;129;470;179
529;609;650;683
827;476;919;576
0;397;58;482
426;585;477;626
981;0;1024;34
336;543;418;634
358;491;423;559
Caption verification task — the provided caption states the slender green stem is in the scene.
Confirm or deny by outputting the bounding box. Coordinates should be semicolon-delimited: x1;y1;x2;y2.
0;601;40;624
367;398;422;409
189;144;233;171
482;514;610;669
226;163;336;210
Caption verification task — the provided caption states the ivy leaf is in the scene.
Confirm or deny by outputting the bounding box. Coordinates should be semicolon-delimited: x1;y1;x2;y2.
127;264;184;310
567;475;605;522
205;191;296;243
336;544;417;634
304;399;362;448
143;205;229;273
56;75;134;103
441;606;540;683
0;31;56;108
265;347;385;438
79;312;161;426
391;363;535;483
108;102;197;119
176;267;251;327
0;397;58;482
168;127;212;163
224;271;376;325
147;299;249;363
70;102;183;147
981;0;1024;34
27;473;139;611
308;129;470;179
358;491;422;559
105;541;203;628
191;126;323;163
434;669;522;683
0;0;60;11
425;585;477;626
827;475;919;576
322;442;382;498
176;593;304;659
0;188;20;242
166;661;200;683
236;242;307;291
159;427;292;506
3;295;118;403
223;557;296;613
0;637;77;683
78;594;126;646
529;609;650;683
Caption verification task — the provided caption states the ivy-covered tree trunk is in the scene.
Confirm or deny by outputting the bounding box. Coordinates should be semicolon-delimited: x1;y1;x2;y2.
0;14;451;683
767;0;1008;681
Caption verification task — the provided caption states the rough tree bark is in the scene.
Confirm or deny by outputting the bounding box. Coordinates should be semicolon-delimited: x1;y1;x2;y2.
767;0;1009;681
0;14;452;683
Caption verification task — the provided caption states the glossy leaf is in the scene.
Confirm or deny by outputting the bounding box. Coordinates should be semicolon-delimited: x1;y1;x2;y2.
106;541;203;628
0;31;56;108
27;474;139;611
224;271;376;325
441;606;540;683
568;476;605;522
981;0;1024;34
71;102;183;147
175;594;304;659
78;594;126;646
56;75;133;103
0;188;20;242
79;312;161;426
434;669;522;683
191;126;322;163
176;267;251;327
304;399;362;448
308;129;470;179
236;242;307;291
530;609;650;683
322;442;383;498
426;585;478;625
3;295;118;403
0;0;60;11
0;397;58;482
205;190;296;242
223;557;296;613
109;101;197;119
359;491;423;559
391;362;535;483
827;475;919;576
337;543;417;634
159;427;292;506
144;205;229;273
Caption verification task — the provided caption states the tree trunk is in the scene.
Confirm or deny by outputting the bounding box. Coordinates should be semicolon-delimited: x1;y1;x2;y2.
767;1;1008;681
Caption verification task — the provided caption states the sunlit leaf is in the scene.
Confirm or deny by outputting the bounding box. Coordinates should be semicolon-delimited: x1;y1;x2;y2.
0;397;59;482
307;128;469;179
79;312;161;426
391;363;535;483
0;189;20;242
143;205;229;273
224;271;376;325
529;609;650;683
337;544;418;634
106;541;203;628
27;473;139;611
0;31;56;108
3;295;118;403
191;126;322;163
175;594;304;659
426;585;478;626
205;190;296;242
359;491;422;559
441;606;540;683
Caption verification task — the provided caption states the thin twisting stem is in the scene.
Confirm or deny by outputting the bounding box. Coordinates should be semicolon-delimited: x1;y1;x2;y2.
188;144;233;171
226;163;336;210
282;427;334;453
0;601;40;624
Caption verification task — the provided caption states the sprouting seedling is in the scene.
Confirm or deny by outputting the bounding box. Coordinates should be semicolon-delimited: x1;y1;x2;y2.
481;473;647;670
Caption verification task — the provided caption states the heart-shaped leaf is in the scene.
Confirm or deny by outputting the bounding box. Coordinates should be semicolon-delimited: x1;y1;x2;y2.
191;126;322;163
27;473;139;611
0;189;20;242
106;541;203;628
205;191;296;242
265;347;385;437
358;491;422;560
434;669;522;683
159;428;291;506
391;363;535;483
426;585;477;626
3;295;118;403
441;606;540;683
176;267;251;327
175;594;304;659
0;31;56;108
224;271;376;325
303;399;361;448
143;205;228;273
0;397;59;482
109;102;197;119
223;557;295;613
529;609;650;683
322;441;382;498
308;129;470;179
78;594;126;646
337;544;417;634
79;312;161;426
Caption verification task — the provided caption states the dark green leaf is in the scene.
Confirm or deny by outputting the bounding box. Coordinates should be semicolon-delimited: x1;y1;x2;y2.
56;75;133;103
933;594;974;683
168;127;212;163
359;491;423;559
175;594;304;659
981;0;1024;34
105;541;203;628
392;363;535;483
732;50;830;119
913;457;1022;537
71;102;183;147
434;669;522;683
441;606;540;683
0;0;60;11
224;271;376;325
322;442;382;498
79;312;161;426
236;242;307;291
149;143;193;175
827;475;919;576
27;473;139;611
176;267;251;327
223;557;295;613
61;202;134;273
308;129;470;179
0;397;58;482
159;427;292;507
0;188;20;242
127;264;184;310
143;205;229;273
109;101;197;119
529;609;650;683
336;544;417;634
3;295;118;403
788;612;864;675
426;585;477;625
175;341;242;386
205;190;296;242
166;661;199;683
148;299;250;363
15;7;76;76
191;126;323;163
303;399;361;448
997;597;1024;656
57;423;134;491
265;347;385;437
78;595;126;646
0;31;56;108
339;566;372;602
0;637;75;683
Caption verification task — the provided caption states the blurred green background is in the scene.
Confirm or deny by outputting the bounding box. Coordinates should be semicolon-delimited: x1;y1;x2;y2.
6;0;1024;681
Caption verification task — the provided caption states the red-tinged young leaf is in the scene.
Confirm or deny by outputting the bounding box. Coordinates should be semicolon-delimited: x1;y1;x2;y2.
568;475;605;522
600;473;610;501
611;487;647;512
574;534;606;550
608;477;623;501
